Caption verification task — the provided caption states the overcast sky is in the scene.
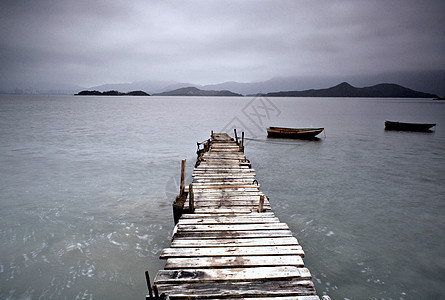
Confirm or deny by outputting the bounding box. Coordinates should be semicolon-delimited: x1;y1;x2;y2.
1;0;444;89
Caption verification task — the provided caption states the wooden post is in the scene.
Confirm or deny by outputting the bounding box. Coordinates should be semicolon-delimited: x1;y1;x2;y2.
180;159;186;196
240;132;245;152
189;183;194;212
145;270;153;299
234;128;238;145
211;130;214;139
153;285;159;299
259;194;265;212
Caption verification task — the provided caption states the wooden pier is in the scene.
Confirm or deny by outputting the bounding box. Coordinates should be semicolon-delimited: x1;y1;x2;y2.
148;132;325;299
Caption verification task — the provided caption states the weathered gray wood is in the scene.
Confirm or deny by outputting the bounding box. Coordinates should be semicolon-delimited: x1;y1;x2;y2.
193;168;254;171
193;208;265;214
192;179;257;184
192;185;260;190
230;297;320;300
177;223;288;232
155;280;316;298
192;177;256;182
180;159;186;195
194;193;264;198
192;201;271;209
173;229;294;239
171;237;299;247
153;132;319;299
193;190;262;195
188;184;194;212
259;194;265;212
164;255;304;269
155;266;311;283
180;212;276;218
177;217;280;224
160;245;304;258
192;198;270;206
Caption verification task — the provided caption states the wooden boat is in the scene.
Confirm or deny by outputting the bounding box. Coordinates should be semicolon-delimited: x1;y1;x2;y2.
385;121;436;132
267;126;324;139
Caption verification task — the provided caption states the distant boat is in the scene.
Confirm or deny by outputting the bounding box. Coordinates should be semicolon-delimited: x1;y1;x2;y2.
267;127;324;139
385;121;436;132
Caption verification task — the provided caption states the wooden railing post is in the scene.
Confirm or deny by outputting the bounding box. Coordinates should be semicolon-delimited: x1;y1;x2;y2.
145;270;153;299
153;285;159;299
234;128;238;145
180;159;186;196
240;132;244;152
189;183;194;212
259;194;265;212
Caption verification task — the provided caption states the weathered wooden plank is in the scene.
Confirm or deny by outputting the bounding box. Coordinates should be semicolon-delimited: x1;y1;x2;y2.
164;255;304;269
173;229;294;239
192;196;263;201
192;206;271;211
177;223;287;231
180;212;276;218
227;297;320;300
200;158;247;162
192;185;260;190
193;171;255;174
194;169;251;172
193;179;257;184
193;195;264;200
177;217;279;224
155;280;316;298
193;201;270;208
192;177;256;181
202;156;247;160
194;167;253;170
160;245;304;258
193;190;262;194
193;171;256;176
155;266;311;283
171;237;299;247
193;208;265;214
192;175;257;179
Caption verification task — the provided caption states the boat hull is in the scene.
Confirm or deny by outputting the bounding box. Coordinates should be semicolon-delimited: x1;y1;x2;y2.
267;127;324;139
385;121;436;132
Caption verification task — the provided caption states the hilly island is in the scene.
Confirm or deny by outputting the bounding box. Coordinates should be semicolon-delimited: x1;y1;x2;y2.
153;87;243;96
263;82;437;98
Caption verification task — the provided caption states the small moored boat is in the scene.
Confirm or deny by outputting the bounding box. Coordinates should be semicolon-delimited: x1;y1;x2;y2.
267;126;324;139
385;121;436;132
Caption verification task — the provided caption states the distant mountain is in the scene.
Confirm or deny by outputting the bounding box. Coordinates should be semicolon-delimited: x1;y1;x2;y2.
154;86;242;97
264;82;438;98
75;90;150;96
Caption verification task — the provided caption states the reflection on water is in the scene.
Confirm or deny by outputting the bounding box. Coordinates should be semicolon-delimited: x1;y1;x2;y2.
0;95;444;299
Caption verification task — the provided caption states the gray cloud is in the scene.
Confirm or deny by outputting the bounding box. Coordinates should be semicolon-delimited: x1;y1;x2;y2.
1;0;444;89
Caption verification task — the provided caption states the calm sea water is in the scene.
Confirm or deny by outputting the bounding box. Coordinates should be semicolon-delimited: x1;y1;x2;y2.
0;95;444;299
